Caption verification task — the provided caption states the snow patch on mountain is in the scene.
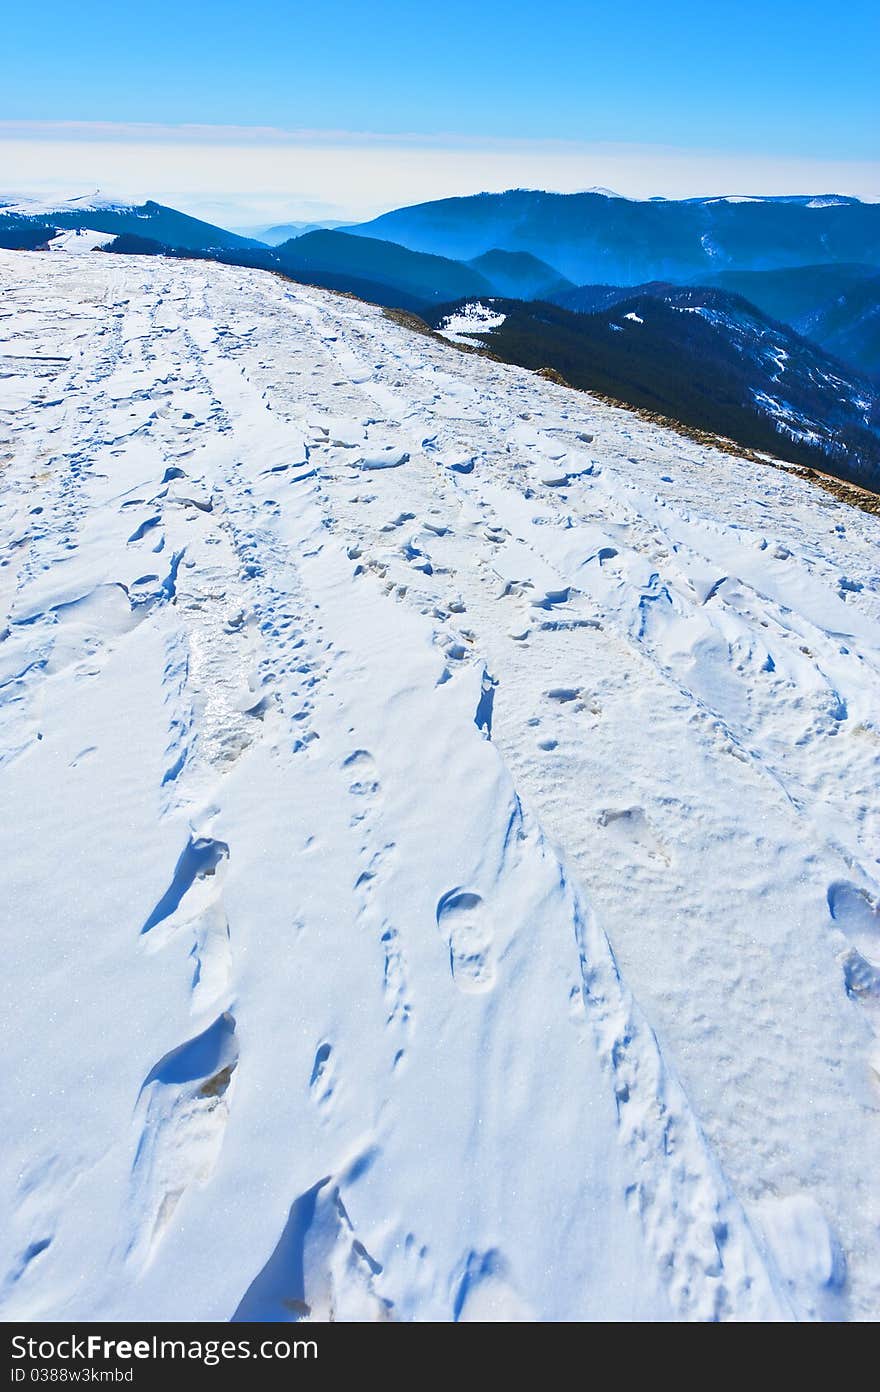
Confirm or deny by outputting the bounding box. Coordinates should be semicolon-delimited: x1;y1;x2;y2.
47;229;117;254
0;192;135;218
437;301;507;344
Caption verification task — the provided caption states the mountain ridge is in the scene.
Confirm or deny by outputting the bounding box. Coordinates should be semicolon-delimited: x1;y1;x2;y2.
0;197;265;252
5;188;880;490
350;188;880;284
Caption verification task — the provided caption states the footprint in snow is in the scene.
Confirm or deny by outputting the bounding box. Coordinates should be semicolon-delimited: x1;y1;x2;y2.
141;835;229;938
544;686;582;709
126;1012;238;1270
596;806;671;866
828;880;880;947
309;1042;336;1111
342;749;380;801
232;1161;391;1322
436;889;496;995
381;925;412;1032
828;880;880;1003
189;899;233;1014
454;1249;534;1322
3;1236;54;1298
141;833;233;1008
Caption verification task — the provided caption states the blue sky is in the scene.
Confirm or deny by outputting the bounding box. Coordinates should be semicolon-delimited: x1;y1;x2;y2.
2;1;878;221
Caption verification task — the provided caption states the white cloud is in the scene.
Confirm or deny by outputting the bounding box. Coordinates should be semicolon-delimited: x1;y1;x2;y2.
1;121;877;225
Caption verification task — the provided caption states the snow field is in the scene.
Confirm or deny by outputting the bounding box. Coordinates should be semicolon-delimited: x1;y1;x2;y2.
1;250;879;1321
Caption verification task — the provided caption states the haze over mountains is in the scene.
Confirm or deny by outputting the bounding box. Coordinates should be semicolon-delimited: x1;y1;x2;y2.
695;264;880;379
350;189;880;284
234;219;355;245
3;187;879;492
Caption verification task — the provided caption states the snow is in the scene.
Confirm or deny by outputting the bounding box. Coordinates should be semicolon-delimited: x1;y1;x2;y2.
623;311;644;324
1;249;880;1323
768;344;789;381
673;305;737;331
437;301;507;345
749;388;827;447
0;192;133;218
46;229;116;254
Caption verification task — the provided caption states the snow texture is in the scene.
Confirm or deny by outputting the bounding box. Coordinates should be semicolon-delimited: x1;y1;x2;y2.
1;250;879;1322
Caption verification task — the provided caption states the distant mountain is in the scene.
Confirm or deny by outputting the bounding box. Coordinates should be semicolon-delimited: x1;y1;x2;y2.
0;198;264;252
426;287;880;491
10;189;878;488
0;216;56;250
552;281;674;315
696;265;880;379
272;229;493;307
467;249;574;300
695;262;877;323
554;268;880;381
235;219;354;245
801;275;880;382
350;190;880;285
271;234;572;307
0;193;129;218
95;223;491;313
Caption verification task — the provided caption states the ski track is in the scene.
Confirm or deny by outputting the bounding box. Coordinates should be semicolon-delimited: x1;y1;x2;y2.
1;250;879;1322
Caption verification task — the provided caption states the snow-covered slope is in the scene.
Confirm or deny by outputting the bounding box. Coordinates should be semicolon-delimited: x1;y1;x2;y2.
46;228;117;254
0;193;135;218
1;250;879;1323
0;199;262;253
